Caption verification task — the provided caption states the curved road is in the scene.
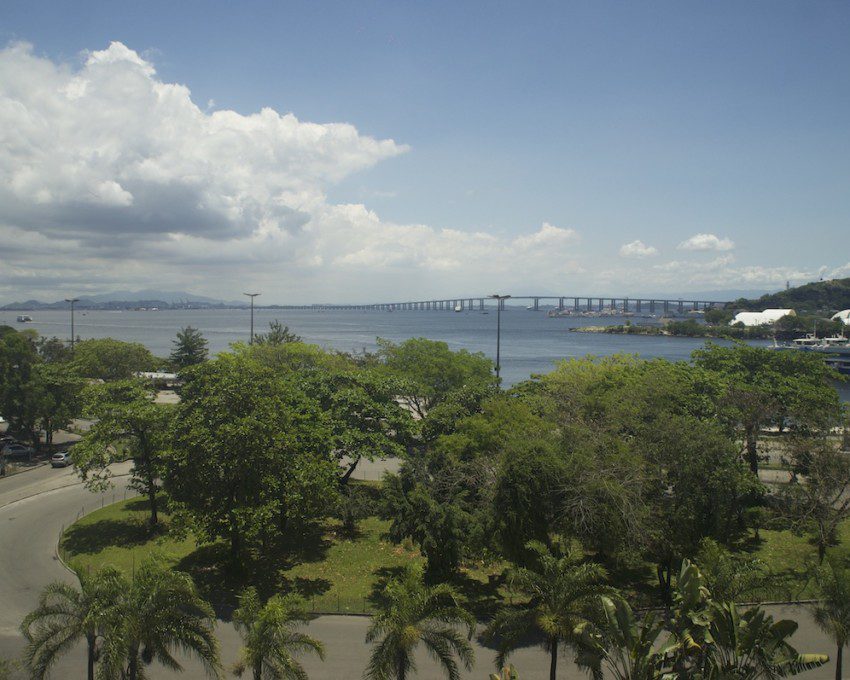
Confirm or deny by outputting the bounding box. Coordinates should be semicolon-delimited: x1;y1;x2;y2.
0;464;841;679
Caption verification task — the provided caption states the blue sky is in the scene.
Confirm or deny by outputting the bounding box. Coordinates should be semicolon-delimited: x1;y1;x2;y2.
0;1;848;302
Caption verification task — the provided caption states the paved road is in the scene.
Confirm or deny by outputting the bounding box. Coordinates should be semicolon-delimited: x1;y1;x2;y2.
0;463;843;679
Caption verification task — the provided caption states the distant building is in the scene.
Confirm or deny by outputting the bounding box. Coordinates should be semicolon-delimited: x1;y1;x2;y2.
732;309;796;327
832;310;850;326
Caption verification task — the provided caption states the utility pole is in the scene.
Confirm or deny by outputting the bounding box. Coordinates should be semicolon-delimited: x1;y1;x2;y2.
488;294;511;382
243;292;260;343
64;298;80;351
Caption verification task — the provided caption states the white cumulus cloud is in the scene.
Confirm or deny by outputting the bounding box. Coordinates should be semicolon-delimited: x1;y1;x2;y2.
619;240;658;258
0;41;591;301
677;233;735;252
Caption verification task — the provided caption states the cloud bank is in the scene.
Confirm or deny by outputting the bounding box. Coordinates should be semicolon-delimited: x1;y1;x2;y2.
0;41;586;301
0;41;843;302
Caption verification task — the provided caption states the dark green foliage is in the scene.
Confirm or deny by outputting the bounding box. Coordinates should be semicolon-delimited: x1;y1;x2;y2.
170;326;209;369
166;353;337;558
733;277;850;314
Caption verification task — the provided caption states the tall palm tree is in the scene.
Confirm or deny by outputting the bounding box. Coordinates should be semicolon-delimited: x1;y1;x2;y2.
98;558;222;680
20;566;124;680
364;565;475;680
232;587;325;679
485;541;616;680
811;558;850;680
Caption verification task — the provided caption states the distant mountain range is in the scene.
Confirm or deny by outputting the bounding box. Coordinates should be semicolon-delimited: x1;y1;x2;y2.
0;290;247;310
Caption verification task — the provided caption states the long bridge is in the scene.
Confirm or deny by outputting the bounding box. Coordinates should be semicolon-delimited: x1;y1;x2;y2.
280;295;731;315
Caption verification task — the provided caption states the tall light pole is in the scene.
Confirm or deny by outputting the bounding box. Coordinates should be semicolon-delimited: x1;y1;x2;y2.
243;292;260;344
64;298;79;351
488;294;511;382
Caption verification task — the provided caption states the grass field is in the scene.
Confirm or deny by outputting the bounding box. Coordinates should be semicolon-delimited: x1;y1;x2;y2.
60;495;430;615
61;491;850;616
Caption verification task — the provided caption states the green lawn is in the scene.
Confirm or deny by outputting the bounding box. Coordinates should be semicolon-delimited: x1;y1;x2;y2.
62;493;847;616
60;496;425;615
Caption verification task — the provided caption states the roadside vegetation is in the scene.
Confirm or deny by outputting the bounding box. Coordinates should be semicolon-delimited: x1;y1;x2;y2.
3;318;850;678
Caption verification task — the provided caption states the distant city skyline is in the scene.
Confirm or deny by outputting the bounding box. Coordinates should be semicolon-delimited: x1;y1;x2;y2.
1;1;848;303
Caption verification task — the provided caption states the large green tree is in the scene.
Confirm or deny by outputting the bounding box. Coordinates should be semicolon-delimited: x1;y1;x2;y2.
365;565;475;680
377;337;495;418
166;354;336;558
31;363;83;447
233;587;324;680
73;380;172;526
693;343;841;473
0;329;41;444
72;338;158;381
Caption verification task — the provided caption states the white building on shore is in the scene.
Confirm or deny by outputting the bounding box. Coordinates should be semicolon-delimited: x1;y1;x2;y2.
832;310;850;325
732;309;796;327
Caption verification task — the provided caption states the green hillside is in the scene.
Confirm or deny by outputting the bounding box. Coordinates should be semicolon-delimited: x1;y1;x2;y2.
731;277;850;313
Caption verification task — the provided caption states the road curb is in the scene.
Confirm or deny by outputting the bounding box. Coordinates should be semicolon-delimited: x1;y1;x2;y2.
51;475;135;577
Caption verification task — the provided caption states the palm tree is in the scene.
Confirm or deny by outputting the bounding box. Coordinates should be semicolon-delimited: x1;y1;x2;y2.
20;566;124;680
811;558;850;680
232;587;325;679
364;565;475;680
98;558;222;680
485;541;616;680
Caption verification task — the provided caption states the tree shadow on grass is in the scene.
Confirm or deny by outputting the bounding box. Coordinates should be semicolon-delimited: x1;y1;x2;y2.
62;516;163;556
175;523;335;621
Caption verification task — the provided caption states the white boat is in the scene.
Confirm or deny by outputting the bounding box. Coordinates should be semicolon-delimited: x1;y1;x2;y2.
16;315;32;322
454;304;463;312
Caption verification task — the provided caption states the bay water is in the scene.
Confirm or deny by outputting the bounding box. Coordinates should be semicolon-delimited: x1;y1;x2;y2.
4;307;848;401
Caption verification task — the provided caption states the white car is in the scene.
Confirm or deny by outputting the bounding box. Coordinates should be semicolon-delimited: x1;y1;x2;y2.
51;451;73;468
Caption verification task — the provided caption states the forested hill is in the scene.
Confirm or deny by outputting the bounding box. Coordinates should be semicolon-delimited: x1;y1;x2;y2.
732;277;850;313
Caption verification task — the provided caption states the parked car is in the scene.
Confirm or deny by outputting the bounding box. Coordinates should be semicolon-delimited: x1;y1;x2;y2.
3;443;34;460
50;451;73;468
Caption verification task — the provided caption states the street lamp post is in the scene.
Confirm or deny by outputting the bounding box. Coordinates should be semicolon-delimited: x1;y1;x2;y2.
488;294;511;382
243;292;260;343
64;298;79;351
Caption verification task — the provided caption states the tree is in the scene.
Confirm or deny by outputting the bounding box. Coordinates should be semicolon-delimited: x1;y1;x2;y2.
485;541;616;680
171;326;209;369
71;338;158;380
73;380;172;526
297;369;414;485
232;587;324;680
811;559;850;680
693;343;841;473
30;363;83;447
98;558;221;680
166;354;336;559
36;336;73;364
377;338;495;419
254;320;301;346
780;440;850;563
0;329;41;444
365;565;474;680
21;567;124;680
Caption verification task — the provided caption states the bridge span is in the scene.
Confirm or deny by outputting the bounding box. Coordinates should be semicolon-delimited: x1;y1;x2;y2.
288;295;731;315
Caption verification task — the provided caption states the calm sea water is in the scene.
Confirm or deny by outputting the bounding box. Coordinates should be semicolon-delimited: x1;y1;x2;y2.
4;307;848;401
